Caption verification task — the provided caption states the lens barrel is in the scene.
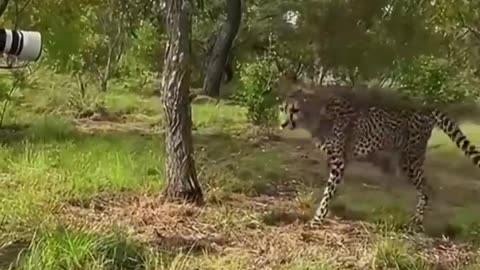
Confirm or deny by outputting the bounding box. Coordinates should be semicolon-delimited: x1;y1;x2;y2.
0;29;42;62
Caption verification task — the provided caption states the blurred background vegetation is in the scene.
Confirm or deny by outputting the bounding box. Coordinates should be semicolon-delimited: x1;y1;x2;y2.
0;0;480;126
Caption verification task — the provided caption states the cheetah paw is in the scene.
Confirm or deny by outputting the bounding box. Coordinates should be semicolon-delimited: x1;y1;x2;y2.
406;217;425;234
303;219;324;230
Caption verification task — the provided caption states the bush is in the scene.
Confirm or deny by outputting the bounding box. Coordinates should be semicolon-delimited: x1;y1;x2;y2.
234;56;279;126
395;55;480;106
118;21;164;94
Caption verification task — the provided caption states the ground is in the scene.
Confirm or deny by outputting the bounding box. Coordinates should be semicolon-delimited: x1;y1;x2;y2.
1;73;480;269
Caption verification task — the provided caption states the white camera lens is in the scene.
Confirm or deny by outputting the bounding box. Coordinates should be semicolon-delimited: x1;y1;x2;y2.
0;29;42;62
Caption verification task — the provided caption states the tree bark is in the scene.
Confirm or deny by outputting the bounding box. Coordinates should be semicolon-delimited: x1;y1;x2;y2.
203;32;234;84
161;0;203;204
202;0;242;97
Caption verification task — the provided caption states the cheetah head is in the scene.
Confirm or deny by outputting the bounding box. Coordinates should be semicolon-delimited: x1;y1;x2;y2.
278;87;326;131
275;74;330;132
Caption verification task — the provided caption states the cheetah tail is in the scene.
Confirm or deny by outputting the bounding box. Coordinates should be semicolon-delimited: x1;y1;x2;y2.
432;109;480;167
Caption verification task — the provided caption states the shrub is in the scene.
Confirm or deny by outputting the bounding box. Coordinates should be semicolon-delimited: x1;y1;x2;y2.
395;55;480;106
234;55;279;126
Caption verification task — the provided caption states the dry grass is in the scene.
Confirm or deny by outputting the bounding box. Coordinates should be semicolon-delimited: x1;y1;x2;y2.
56;192;477;269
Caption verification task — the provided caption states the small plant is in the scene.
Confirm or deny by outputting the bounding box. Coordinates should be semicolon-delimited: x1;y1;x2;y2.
0;68;33;127
370;204;410;233
372;238;430;270
67;86;103;119
13;227;188;270
119;21;163;94
234;55;279;127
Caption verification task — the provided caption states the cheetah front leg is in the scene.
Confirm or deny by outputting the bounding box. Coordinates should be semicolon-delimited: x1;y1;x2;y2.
307;151;346;228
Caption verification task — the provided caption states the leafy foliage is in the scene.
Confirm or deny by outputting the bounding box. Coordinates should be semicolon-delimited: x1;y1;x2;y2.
119;20;165;94
396;55;480;105
234;54;279;126
0;0;479;120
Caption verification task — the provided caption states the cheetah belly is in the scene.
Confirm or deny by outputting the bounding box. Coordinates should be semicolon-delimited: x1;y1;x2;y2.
347;113;403;170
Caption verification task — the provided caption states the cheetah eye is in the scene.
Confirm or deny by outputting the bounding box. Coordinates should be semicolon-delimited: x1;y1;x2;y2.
290;108;299;113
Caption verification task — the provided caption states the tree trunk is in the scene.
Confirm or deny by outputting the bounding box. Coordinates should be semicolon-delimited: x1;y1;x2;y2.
100;78;108;92
161;0;203;204
223;48;234;83
203;0;242;97
203;32;235;84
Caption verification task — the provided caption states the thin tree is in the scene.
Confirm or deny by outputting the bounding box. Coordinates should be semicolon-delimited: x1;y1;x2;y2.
161;0;203;203
202;0;242;97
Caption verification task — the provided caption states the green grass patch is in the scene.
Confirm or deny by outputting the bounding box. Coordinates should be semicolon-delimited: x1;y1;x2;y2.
428;123;480;172
103;92;160;116
0;117;165;233
331;186;412;231
194;128;289;196
192;102;247;132
444;205;480;242
9;226;189;270
371;237;430;270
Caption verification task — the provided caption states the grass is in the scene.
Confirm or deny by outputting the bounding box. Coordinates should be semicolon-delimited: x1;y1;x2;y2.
371;238;430;270
0;74;480;269
9;226;190;270
278;257;336;270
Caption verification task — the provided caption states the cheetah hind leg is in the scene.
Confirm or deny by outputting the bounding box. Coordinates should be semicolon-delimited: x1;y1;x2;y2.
402;162;428;233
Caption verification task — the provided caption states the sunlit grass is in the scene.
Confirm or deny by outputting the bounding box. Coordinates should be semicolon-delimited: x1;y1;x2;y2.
0;117;165;235
10;227;191;270
371;237;430;270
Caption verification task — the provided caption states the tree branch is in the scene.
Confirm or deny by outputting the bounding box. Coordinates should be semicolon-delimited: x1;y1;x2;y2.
0;0;10;19
457;11;480;42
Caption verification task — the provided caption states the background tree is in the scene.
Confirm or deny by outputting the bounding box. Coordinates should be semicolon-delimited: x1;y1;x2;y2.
161;0;203;203
202;0;242;97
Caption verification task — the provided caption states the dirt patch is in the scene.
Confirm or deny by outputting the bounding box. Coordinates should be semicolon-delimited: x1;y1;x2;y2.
0;240;29;269
73;118;163;136
59;193;478;269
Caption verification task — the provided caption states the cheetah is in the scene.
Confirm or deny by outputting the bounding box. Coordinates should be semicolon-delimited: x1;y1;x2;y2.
277;80;480;230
